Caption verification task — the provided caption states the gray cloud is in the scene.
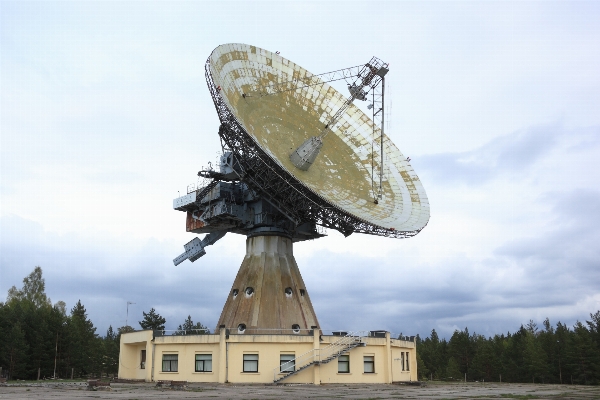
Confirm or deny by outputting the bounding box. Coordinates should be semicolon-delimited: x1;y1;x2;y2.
3;119;600;340
417;124;563;185
0;215;237;333
495;189;600;287
2;0;600;341
3;175;599;340
301;193;600;337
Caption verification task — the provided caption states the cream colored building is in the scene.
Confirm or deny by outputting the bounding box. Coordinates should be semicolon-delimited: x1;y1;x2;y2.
119;329;417;384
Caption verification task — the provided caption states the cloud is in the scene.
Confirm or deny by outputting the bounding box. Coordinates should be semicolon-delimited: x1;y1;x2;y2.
2;2;600;342
0;214;242;333
495;189;600;287
3;121;600;340
417;124;562;185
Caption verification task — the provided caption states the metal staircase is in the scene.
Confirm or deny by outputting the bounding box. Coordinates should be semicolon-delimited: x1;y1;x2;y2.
273;332;364;384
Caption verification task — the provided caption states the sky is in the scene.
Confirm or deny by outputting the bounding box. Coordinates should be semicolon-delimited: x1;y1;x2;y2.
1;1;599;339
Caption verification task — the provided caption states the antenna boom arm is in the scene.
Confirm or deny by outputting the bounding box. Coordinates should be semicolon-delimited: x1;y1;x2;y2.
244;65;364;98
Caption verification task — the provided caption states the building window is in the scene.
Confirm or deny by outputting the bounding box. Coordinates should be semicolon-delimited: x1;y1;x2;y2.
243;354;258;372
140;350;146;369
406;352;410;371
338;355;349;373
364;356;374;373
162;354;178;372
280;354;295;373
401;352;405;371
195;354;212;372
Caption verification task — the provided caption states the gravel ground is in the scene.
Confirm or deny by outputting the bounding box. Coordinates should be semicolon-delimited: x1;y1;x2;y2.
1;381;599;399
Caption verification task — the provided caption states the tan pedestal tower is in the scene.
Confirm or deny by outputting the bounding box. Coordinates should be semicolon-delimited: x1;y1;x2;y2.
216;235;319;334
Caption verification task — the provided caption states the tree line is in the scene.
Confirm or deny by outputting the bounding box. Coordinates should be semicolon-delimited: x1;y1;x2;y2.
3;267;599;384
0;267;207;380
416;313;600;385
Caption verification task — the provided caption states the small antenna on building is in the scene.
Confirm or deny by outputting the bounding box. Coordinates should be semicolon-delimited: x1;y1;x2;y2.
126;301;136;328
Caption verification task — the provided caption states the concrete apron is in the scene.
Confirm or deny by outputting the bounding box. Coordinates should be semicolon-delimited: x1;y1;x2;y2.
216;235;320;334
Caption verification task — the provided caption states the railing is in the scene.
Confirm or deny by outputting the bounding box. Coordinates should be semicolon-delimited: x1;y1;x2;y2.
274;347;317;382
272;331;365;383
224;327;314;335
153;329;211;336
389;333;417;342
317;331;363;363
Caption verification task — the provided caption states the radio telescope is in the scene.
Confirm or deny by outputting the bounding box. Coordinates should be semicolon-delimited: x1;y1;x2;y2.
173;43;429;334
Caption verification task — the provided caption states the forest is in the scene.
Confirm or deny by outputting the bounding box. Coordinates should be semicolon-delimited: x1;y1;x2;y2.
0;267;207;380
416;311;600;385
1;267;599;384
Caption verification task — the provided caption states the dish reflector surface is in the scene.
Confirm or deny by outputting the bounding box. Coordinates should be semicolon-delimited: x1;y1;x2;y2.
208;44;429;233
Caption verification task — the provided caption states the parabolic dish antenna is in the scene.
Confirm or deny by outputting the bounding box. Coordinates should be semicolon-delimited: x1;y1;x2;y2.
173;43;430;333
206;43;429;237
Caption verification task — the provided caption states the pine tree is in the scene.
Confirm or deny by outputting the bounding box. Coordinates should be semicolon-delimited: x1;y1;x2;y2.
139;308;166;330
491;334;507;382
416;351;430;380
523;330;548;383
173;315;209;335
418;329;446;379
118;325;136;335
586;311;600;352
445;357;462;380
5;322;29;379
539;318;561;383
503;326;528;382
555;321;572;384
66;300;99;378
569;321;600;384
448;328;473;377
470;335;500;381
103;326;119;375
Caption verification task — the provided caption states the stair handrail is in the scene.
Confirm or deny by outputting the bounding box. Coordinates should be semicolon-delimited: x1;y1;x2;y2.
272;331;367;383
317;331;363;363
273;347;316;382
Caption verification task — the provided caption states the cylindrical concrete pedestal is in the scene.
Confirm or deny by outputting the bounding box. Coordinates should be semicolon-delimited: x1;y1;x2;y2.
216;235;319;334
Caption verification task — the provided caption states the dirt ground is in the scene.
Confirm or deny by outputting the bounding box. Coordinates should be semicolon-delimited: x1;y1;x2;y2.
1;381;599;399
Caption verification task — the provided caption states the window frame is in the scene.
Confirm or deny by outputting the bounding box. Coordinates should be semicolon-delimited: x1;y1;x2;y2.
363;355;375;373
243;354;259;373
162;354;178;372
406;351;410;371
280;354;295;373
338;354;350;373
195;353;212;372
140;349;146;369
